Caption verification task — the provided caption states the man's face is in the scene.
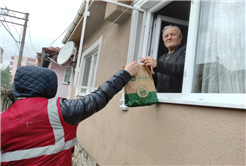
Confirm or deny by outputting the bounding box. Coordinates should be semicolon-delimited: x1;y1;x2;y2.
163;27;182;52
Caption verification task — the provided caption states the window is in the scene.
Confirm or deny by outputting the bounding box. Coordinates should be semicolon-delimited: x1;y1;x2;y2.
63;66;72;84
149;1;190;61
27;60;34;64
127;1;245;109
80;52;97;94
75;36;103;96
192;1;245;94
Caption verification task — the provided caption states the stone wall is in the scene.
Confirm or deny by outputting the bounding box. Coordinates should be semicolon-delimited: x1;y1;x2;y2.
72;142;99;166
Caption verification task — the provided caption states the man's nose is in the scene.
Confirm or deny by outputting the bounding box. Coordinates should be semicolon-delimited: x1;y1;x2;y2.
167;35;172;39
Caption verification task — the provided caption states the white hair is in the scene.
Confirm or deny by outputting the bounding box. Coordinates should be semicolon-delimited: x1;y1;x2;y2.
162;25;183;38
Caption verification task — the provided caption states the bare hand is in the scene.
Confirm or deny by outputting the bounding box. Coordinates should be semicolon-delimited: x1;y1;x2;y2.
141;57;157;68
124;61;139;76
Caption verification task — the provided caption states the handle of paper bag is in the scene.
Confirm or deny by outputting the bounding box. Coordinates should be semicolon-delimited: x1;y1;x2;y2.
122;58;152;76
134;57;152;76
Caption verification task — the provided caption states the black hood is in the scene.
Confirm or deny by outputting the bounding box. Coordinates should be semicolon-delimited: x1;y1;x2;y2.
14;66;58;99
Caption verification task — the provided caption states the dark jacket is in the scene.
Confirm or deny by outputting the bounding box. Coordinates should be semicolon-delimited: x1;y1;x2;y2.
14;66;131;126
153;45;186;93
60;70;131;125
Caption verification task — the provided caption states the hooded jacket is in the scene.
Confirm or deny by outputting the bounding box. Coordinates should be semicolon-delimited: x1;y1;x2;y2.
14;66;58;99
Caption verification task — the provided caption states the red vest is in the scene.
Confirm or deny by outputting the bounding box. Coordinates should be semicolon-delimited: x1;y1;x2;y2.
1;97;78;166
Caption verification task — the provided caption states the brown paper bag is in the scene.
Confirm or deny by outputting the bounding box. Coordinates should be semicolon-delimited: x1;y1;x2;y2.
124;65;158;107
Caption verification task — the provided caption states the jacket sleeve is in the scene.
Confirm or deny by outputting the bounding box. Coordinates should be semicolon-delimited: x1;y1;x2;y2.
59;70;131;126
154;45;186;77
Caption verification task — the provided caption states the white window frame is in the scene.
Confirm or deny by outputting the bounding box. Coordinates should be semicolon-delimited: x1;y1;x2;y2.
125;0;245;109
75;36;103;96
63;66;72;84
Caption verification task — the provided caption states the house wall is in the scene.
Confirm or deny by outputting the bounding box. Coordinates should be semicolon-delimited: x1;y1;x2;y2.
77;98;245;165
73;3;245;166
48;59;69;98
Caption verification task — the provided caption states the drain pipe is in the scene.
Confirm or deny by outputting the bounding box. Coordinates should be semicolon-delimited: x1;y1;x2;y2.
73;0;90;86
67;45;77;99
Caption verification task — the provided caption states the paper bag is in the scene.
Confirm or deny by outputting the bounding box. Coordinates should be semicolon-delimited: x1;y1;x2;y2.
124;65;158;107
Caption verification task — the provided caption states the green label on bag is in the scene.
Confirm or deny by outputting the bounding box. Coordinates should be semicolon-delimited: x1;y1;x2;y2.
125;91;158;107
136;85;149;98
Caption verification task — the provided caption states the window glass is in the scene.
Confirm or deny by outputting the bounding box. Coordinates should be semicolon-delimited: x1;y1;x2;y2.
27;60;34;64
88;53;97;93
134;12;144;61
193;1;246;93
63;66;72;83
81;56;92;93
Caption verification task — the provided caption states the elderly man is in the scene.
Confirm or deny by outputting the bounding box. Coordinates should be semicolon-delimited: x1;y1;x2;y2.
141;25;186;93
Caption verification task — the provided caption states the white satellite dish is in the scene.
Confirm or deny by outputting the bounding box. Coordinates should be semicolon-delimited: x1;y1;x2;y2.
57;41;75;65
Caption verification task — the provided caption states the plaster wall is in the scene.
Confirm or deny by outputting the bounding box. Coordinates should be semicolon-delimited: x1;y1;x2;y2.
77;97;245;165
48;60;69;98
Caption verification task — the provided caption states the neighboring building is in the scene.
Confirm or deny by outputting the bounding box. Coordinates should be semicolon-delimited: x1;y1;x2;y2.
9;55;38;83
59;0;245;165
37;46;73;99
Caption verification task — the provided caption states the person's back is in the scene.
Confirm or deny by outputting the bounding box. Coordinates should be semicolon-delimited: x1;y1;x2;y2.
1;97;77;165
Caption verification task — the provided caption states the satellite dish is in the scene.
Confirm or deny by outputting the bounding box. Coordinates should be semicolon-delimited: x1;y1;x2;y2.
57;41;75;65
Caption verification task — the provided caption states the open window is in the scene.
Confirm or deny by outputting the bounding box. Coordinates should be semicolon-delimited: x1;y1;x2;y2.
149;1;190;61
126;1;245;109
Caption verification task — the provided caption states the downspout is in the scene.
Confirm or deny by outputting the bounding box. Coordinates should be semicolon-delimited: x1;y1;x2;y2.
73;0;90;87
67;45;78;99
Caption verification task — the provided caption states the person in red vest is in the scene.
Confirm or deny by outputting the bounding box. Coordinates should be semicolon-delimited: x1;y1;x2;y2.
1;61;138;166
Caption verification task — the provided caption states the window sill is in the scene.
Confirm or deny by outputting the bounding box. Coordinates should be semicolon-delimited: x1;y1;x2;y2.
157;93;246;110
74;93;87;97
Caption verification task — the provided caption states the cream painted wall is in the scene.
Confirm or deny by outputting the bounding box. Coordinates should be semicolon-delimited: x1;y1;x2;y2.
77;97;245;165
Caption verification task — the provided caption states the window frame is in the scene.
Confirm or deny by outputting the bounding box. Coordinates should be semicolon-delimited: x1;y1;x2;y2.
75;36;103;96
126;0;245;109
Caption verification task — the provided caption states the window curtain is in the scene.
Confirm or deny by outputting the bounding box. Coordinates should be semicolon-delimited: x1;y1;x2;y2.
195;1;245;93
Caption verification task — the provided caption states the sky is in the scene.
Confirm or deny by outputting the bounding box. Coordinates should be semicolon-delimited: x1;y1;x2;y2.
0;0;83;68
